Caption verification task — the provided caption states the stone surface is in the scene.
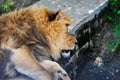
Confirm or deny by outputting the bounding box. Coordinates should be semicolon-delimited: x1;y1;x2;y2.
32;0;108;34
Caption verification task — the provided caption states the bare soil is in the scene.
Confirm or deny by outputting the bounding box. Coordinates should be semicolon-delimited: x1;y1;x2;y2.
76;23;120;80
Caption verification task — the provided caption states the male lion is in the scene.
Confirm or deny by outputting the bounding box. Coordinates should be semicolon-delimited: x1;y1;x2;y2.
0;7;76;80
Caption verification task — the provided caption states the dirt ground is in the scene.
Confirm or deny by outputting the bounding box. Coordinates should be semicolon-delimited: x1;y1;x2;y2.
76;22;120;80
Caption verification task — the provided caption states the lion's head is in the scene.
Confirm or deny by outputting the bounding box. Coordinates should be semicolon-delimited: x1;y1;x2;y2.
41;8;76;60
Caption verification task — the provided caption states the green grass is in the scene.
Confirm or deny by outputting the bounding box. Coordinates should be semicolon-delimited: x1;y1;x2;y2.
105;0;120;52
107;40;119;52
114;23;120;35
0;0;15;13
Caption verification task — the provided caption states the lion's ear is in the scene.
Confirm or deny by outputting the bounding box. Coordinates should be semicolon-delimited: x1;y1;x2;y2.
47;10;59;21
55;11;72;26
47;10;72;26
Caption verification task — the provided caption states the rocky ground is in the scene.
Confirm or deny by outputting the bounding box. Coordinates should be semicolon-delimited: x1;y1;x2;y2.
13;0;39;9
76;22;120;80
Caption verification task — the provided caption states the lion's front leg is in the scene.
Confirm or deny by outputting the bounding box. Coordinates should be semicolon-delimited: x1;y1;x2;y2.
39;60;71;80
10;45;53;80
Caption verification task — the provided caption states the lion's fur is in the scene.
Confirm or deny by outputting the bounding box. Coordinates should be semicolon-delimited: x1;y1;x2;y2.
0;7;76;80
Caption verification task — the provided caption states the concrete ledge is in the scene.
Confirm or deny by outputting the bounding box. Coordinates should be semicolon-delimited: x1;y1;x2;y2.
32;0;109;34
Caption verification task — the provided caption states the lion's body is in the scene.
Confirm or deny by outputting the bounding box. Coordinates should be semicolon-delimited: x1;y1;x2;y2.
0;7;76;80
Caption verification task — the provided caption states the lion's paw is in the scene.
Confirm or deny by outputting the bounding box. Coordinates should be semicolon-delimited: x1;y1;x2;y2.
55;70;70;80
39;60;70;80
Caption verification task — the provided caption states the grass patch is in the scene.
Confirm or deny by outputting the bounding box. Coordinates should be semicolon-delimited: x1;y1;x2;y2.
105;0;120;52
0;0;15;13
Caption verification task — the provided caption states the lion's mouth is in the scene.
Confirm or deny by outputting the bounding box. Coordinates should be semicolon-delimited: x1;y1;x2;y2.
61;50;71;58
61;42;78;58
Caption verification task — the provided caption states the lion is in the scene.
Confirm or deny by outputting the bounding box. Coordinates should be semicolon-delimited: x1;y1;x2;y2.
0;7;76;80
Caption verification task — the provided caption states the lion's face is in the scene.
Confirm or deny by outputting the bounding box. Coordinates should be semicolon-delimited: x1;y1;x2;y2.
56;11;76;49
45;10;76;60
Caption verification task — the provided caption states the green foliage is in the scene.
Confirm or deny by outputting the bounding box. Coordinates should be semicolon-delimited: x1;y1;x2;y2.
114;23;120;35
0;0;15;13
105;0;120;52
107;40;119;52
105;0;120;23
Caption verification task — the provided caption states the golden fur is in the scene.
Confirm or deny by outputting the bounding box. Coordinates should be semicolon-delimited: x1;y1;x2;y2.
0;7;76;80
